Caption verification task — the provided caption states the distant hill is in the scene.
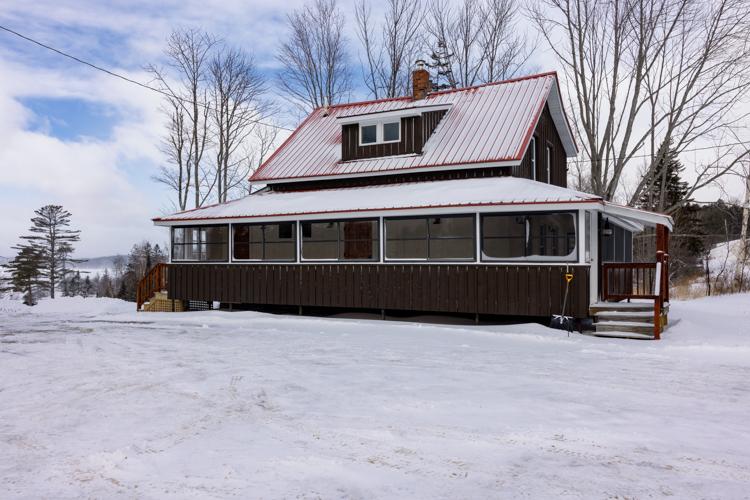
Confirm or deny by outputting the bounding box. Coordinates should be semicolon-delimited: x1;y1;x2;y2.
71;255;127;276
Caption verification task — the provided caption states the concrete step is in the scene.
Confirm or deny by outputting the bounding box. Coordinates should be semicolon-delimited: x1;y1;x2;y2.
595;320;655;335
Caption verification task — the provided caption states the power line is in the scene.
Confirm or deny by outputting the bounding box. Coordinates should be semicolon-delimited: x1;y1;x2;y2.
0;24;294;132
571;140;750;165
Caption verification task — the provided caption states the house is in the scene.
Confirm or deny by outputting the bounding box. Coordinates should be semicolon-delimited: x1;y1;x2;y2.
144;63;673;339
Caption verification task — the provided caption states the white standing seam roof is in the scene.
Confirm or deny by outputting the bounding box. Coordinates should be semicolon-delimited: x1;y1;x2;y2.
250;72;577;183
154;177;602;224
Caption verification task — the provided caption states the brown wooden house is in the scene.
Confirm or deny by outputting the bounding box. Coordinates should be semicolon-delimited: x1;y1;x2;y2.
144;64;673;339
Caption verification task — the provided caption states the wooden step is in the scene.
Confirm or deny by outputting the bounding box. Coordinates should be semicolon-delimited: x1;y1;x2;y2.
583;330;655;340
590;301;654;313
595;310;655;323
595;320;655;335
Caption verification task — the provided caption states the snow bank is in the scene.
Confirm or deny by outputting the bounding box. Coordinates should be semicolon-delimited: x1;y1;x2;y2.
1;295;749;498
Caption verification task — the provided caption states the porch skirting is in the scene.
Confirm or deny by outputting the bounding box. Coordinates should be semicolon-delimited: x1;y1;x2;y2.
168;264;591;318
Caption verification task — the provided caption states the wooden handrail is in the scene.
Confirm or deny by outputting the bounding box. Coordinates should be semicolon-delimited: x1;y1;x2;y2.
602;253;669;339
136;263;169;311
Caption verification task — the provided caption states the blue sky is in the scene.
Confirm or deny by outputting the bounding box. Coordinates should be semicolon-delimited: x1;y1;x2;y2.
0;0;308;257
0;0;745;258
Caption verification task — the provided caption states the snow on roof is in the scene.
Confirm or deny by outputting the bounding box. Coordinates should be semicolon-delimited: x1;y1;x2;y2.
153;177;601;224
251;72;578;184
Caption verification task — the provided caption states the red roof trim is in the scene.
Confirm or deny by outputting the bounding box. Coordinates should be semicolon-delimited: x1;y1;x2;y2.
250;109;321;181
514;80;552;160
153;198;601;223
252;158;519;183
427;71;558;98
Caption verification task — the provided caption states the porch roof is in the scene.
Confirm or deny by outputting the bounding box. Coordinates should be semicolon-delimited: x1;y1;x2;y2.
153;177;601;224
152;176;673;230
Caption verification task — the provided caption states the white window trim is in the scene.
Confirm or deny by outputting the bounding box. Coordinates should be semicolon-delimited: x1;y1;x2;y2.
359;120;401;146
546;144;552;183
530;136;537;181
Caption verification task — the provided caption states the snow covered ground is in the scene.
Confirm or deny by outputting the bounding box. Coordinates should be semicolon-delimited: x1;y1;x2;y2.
1;295;749;499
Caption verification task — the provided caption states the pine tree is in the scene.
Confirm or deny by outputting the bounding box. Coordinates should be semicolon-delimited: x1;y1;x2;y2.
116;279;128;300
97;269;114;298
1;244;44;306
20;205;81;299
81;276;93;298
638;145;704;277
68;271;82;297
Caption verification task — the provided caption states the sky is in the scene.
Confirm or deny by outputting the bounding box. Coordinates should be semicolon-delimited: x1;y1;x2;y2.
0;0;747;258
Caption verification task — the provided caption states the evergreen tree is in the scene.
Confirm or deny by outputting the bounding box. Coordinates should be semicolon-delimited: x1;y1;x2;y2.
20;205;81;298
97;269;114;298
1;244;44;306
68;271;82;297
638;145;704;277
81;276;93;298
116;279;128;300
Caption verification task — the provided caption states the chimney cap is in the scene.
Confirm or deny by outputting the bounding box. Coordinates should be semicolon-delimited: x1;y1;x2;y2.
415;59;427;70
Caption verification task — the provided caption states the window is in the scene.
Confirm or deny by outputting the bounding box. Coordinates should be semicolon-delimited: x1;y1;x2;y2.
301;219;379;261
172;225;228;261
546;144;552;183
383;121;400;142
361;124;377;144
385;215;475;260
530;136;537;180
359;120;400;146
482;213;576;261
233;222;296;261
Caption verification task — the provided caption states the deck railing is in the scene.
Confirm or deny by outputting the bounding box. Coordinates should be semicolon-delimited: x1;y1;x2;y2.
601;251;669;339
136;263;169;311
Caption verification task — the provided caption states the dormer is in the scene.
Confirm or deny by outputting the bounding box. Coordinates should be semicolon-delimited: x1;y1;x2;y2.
337;104;451;162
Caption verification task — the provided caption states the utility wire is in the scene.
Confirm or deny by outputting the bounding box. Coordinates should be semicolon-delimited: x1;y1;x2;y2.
571;140;750;165
0;24;294;132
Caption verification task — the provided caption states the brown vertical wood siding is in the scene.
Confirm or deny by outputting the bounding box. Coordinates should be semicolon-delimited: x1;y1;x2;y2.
515;104;568;187
168;264;590;318
341;110;447;162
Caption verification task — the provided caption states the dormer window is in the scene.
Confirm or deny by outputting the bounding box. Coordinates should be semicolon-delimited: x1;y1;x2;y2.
359;120;401;146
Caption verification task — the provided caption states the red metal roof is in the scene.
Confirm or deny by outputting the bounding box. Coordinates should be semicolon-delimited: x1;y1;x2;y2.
251;72;577;183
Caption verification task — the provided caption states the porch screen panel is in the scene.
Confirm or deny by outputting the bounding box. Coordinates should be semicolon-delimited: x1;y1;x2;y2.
385;215;475;260
233;222;295;261
385;218;428;259
482;213;576;261
481;215;526;259
172;225;228;261
301;219;379;261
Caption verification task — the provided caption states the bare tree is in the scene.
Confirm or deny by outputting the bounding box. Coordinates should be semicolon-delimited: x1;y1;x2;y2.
355;0;424;98
529;0;750;208
210;46;270;203
148;29;216;209
245;125;281;195
153;95;192;210
424;0;532;88
278;0;351;113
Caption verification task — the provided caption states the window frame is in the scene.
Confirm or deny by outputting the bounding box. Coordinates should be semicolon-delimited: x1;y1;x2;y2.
384;214;477;262
480;211;579;263
530;136;537;181
358;120;401;146
171;224;229;263
300;217;380;262
545;143;553;184
231;221;297;262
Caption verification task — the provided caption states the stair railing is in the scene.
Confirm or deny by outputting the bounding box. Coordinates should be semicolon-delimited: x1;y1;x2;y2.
601;251;669;339
136;263;169;311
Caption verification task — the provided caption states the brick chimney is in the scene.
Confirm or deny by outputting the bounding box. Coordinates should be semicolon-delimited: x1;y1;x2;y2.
412;59;430;100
